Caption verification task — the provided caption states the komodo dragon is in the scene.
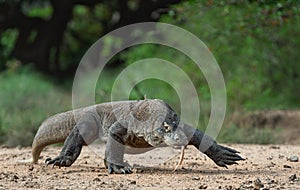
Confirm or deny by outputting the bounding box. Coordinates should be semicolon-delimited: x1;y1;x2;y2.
32;99;244;174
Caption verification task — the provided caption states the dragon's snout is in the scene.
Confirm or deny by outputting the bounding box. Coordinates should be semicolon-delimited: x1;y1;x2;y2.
164;128;188;146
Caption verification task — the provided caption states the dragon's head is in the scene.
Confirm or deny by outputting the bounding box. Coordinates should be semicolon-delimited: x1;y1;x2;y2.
133;99;188;147
149;111;188;147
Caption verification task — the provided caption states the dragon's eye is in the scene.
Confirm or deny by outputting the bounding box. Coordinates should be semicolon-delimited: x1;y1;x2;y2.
163;122;171;132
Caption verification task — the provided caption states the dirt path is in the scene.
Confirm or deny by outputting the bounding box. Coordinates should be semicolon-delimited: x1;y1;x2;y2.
0;144;299;189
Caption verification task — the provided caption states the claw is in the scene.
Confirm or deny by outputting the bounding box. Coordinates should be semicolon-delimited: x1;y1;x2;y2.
106;161;133;174
126;167;133;174
224;155;245;162
46;159;54;166
45;158;51;164
108;167;113;174
108;165;115;174
224;160;238;165
59;160;64;168
218;161;228;169
220;145;240;154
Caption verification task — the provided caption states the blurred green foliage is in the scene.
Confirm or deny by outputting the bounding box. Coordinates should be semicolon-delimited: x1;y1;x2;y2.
0;29;18;69
61;5;108;68
1;1;300;146
0;64;70;146
157;0;300;111
23;1;53;19
218;124;282;144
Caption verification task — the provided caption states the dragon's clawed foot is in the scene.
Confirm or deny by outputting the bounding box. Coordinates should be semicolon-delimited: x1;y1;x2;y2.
205;143;245;168
45;156;73;168
104;159;132;174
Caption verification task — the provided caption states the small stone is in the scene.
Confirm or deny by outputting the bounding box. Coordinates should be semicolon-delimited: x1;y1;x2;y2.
288;155;299;162
254;178;264;189
224;185;233;190
267;162;276;168
270;146;280;149
93;177;101;182
198;184;208;189
97;173;108;177
28;165;34;171
130;180;137;185
283;165;292;168
289;174;298;181
12;175;19;180
192;176;200;180
266;178;275;184
278;154;285;159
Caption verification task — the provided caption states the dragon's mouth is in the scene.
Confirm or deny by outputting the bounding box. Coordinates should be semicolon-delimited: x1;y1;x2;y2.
146;135;164;147
163;128;189;147
151;136;164;143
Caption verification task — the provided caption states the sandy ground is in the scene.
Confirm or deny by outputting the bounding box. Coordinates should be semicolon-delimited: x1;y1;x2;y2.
0;144;299;190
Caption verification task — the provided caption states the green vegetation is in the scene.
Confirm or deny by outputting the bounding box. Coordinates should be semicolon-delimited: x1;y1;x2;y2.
0;1;299;146
218;125;282;144
0;64;71;146
123;1;300;111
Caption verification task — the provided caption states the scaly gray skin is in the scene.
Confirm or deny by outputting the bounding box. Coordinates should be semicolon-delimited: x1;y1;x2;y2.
32;99;244;174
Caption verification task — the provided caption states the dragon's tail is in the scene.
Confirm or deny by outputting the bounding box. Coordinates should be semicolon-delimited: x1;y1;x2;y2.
31;112;75;163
